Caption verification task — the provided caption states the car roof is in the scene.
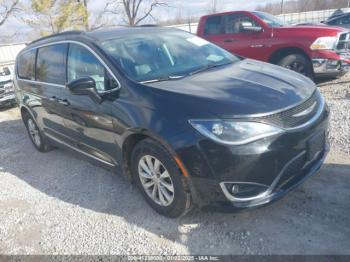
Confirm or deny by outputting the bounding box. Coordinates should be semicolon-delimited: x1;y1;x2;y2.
25;26;180;49
327;12;350;22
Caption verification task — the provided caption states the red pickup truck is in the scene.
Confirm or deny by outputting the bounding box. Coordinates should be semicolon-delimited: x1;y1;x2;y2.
197;11;350;79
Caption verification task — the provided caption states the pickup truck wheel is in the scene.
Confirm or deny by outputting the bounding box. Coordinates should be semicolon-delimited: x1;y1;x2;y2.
277;54;314;79
131;138;192;218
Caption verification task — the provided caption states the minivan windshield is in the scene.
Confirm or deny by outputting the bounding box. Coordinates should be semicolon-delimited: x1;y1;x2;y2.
101;30;239;82
253;11;285;27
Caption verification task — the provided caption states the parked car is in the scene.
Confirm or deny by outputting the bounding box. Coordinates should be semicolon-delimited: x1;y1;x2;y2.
323;12;350;29
0;66;16;107
197;11;350;79
15;28;329;217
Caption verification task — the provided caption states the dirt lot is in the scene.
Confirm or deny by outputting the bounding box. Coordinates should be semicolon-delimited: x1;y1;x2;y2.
0;76;349;255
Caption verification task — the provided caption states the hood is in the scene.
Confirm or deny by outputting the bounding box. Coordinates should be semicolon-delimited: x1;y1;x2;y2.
273;24;346;38
145;59;316;118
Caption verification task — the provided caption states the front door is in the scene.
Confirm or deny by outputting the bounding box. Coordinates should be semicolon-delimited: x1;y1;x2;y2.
219;13;271;60
59;43;121;167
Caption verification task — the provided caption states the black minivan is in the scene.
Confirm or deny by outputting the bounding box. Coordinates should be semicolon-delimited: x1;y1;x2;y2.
14;27;329;217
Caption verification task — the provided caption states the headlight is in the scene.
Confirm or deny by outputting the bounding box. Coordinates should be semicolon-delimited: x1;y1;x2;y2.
310;36;337;50
189;120;284;145
4;83;14;93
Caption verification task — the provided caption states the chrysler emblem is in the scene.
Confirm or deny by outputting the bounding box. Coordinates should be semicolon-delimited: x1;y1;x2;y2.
293;102;317;117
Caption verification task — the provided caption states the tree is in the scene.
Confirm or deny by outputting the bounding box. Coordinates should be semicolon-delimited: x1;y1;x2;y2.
23;0;87;35
0;0;19;27
105;0;168;26
207;0;223;14
79;0;116;31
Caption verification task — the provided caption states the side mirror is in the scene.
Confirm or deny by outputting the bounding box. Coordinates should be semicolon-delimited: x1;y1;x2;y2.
67;77;102;103
242;23;263;32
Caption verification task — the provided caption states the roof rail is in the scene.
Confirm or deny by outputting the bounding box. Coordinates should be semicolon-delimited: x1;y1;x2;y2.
29;30;84;45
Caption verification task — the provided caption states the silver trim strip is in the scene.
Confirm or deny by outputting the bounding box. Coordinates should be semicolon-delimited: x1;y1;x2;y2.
292;101;317;117
45;132;116;167
17;78;65;88
219;182;270;202
17;40;122;92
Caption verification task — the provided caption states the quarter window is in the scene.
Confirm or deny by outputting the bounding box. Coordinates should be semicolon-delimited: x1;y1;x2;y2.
204;16;223;35
67;44;118;93
36;44;67;85
17;49;36;80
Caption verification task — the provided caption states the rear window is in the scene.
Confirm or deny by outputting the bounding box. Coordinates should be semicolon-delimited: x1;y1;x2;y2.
36;44;67;85
17;49;36;80
204;16;223;35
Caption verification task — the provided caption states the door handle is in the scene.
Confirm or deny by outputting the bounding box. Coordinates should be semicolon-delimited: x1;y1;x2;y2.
224;39;234;43
57;99;70;106
49;96;57;102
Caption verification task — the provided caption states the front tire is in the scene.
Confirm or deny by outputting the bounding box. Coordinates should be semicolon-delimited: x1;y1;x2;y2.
277;54;314;79
131;138;191;218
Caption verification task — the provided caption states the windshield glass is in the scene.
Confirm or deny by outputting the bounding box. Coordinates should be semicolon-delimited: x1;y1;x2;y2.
253;11;285;27
100;30;239;82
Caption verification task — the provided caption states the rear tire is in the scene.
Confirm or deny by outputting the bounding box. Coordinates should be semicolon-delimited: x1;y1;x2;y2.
277;54;314;79
131;138;192;218
23;113;53;152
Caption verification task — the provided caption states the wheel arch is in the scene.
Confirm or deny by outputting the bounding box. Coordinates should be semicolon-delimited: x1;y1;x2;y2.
121;131;189;182
268;47;311;65
20;105;35;122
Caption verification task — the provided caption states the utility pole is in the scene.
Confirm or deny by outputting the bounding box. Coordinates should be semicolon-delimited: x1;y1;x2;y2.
281;0;284;14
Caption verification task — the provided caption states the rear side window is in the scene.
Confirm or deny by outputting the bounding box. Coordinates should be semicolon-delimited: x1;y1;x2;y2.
36;44;67;85
17;49;36;80
204;16;223;35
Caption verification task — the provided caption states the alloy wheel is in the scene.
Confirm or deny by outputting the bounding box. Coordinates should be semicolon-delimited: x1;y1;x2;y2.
138;155;175;206
27;118;41;147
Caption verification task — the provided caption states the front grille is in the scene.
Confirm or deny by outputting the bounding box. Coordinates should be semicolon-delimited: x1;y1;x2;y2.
336;32;350;52
252;91;321;129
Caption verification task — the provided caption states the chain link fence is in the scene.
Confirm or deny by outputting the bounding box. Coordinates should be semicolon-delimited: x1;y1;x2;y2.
277;8;350;24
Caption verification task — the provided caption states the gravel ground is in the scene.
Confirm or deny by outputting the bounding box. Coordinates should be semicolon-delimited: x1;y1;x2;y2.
0;76;349;255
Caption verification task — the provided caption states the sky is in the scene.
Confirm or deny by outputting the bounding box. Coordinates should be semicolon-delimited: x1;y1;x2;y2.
1;0;281;42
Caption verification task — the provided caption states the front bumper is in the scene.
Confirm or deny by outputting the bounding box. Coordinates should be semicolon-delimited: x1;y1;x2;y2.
0;92;16;105
312;58;350;76
173;101;330;211
312;49;350;77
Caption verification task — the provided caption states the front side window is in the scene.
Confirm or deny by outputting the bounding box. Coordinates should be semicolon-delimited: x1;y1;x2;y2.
17;49;36;80
36;44;67;85
204;16;223;35
224;14;259;34
67;44;118;93
252;11;285;27
101;30;239;83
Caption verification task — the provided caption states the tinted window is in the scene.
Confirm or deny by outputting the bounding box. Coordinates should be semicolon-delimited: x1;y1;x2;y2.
36;44;67;85
67;44;118;93
204;16;223;35
224;14;259;34
17;49;36;80
333;16;350;25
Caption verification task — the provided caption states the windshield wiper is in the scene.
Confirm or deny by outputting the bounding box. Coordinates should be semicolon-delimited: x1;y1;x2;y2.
141;75;185;84
189;62;234;76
